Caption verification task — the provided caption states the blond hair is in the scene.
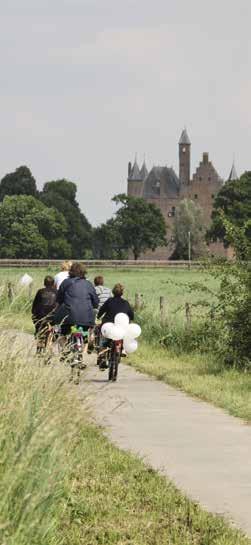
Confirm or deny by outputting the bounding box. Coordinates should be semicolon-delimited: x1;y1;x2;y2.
61;261;72;272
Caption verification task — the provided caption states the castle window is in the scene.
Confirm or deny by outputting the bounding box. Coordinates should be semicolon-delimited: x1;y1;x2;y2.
208;176;211;181
199;176;202;181
194;194;198;199
171;206;176;217
212;194;215;199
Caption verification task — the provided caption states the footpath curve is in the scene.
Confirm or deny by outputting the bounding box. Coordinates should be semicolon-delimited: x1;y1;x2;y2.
80;360;251;537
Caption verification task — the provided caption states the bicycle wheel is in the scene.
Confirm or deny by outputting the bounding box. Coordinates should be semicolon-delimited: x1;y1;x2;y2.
108;350;120;381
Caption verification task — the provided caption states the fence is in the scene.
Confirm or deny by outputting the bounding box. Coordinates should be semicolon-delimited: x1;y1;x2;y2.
0;259;203;269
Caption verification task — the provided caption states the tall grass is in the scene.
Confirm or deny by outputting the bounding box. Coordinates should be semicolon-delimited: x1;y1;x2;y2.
0;332;249;545
0;332;79;545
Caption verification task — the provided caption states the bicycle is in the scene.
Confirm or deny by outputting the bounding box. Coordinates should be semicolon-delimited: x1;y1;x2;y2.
69;326;89;384
108;339;123;382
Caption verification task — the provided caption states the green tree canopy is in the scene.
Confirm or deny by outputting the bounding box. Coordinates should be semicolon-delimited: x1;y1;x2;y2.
112;194;167;260
40;179;92;258
172;199;206;259
0;195;70;258
92;218;127;259
207;171;251;245
0;166;37;201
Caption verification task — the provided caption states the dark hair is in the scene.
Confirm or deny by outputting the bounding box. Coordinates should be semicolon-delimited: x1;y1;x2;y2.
112;283;124;297
94;275;104;286
44;275;54;288
69;262;87;279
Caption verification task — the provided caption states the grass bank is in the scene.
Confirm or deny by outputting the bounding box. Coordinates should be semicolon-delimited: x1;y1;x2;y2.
1;333;250;545
129;342;251;422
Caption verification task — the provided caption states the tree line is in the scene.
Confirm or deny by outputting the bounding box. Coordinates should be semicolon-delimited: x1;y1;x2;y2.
0;165;250;259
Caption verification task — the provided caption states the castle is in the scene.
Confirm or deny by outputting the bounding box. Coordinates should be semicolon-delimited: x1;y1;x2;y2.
127;129;237;259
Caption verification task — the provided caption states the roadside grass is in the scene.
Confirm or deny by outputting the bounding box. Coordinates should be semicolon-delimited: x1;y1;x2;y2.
129;342;251;422
0;333;249;545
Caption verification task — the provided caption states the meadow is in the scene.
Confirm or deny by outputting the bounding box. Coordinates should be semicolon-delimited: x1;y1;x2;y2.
0;266;250;421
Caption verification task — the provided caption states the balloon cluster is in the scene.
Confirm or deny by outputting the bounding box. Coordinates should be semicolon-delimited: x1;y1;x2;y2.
101;313;141;354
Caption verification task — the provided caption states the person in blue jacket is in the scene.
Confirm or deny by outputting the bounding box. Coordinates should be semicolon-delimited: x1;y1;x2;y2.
54;262;99;335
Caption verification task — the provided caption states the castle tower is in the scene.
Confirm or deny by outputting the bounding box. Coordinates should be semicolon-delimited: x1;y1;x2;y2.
179;128;191;185
127;157;144;197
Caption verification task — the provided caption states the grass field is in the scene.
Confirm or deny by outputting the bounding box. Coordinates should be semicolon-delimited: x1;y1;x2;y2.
1;332;249;545
1;266;250;422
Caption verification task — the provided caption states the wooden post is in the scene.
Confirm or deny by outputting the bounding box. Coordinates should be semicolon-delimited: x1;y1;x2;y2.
135;293;143;311
185;302;192;329
7;282;14;304
28;282;33;299
160;296;168;324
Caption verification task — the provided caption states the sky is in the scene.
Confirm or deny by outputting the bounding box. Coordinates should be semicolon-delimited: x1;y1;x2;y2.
0;0;250;225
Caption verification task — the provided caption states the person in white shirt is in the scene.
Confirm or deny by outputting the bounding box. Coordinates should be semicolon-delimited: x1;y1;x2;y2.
54;261;72;290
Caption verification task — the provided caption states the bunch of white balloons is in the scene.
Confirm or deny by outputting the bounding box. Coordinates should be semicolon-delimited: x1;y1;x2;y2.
101;313;141;354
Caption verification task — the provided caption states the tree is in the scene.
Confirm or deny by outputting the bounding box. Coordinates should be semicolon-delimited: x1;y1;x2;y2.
0;195;70;258
208;171;251;245
112;194;167;260
92;218;127;259
40;179;92;258
172;199;206;259
0;166;37;201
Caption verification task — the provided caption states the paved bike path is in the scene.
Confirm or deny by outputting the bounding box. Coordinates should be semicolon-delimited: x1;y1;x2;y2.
80;359;251;537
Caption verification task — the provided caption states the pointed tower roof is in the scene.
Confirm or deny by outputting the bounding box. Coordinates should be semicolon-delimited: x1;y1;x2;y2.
228;161;238;181
129;158;142;180
140;160;148;180
179;128;191;145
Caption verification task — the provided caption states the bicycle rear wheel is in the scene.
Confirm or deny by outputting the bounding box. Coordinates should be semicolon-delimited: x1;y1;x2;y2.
108;350;120;381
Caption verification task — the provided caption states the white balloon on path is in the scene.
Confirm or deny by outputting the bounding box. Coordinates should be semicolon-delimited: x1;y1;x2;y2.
124;338;138;354
101;322;114;338
114;313;129;327
125;323;142;339
109;325;126;341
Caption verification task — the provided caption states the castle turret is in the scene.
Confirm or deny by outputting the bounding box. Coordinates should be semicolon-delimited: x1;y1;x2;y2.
140;159;148;180
127;157;144;197
228;161;238;182
179;128;191;185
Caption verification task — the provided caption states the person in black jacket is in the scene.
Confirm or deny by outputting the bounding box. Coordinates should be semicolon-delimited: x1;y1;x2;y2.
54;262;99;335
32;275;57;351
97;283;134;324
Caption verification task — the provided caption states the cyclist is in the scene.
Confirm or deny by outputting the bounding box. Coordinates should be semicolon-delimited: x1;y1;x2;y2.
97;283;134;324
32;275;57;352
54;261;99;337
94;276;112;308
54;261;72;290
96;283;134;369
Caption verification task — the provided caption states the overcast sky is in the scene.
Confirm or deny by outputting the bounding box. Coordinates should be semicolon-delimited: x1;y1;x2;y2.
0;0;250;225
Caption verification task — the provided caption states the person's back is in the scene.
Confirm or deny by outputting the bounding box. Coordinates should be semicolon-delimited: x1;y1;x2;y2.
98;283;134;324
55;262;99;333
94;275;112;309
54;261;72;289
32;276;57;331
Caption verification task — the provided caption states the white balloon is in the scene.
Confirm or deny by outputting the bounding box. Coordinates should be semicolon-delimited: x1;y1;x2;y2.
115;313;129;327
20;273;33;287
125;323;142;339
101;322;114;338
109;325;126;341
124;338;138;354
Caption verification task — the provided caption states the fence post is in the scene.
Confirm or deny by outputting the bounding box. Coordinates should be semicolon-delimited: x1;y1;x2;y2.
185;302;192;329
135;293;143;311
28;282;33;299
7;282;14;304
160;296;168;324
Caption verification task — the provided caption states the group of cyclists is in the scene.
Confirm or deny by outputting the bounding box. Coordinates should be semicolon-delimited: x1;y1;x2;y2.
31;261;134;378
